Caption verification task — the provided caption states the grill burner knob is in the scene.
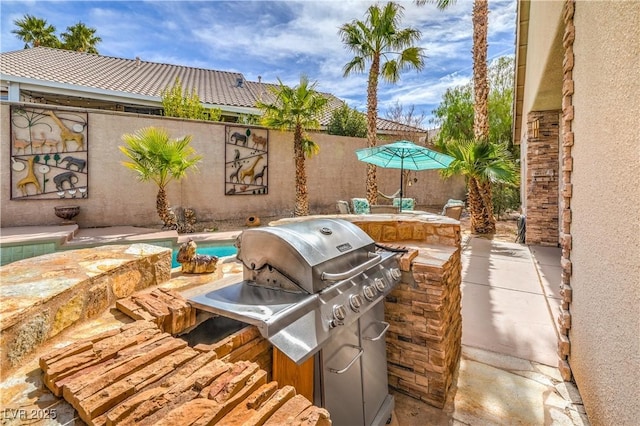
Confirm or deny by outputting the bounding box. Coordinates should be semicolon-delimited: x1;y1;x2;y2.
390;267;401;280
363;285;377;301
349;294;363;312
333;304;347;322
374;278;386;292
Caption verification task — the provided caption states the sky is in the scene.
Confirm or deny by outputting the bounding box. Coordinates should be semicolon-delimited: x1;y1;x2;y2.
0;0;516;127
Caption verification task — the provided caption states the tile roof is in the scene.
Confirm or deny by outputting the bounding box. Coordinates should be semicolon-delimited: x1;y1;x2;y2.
1;47;426;133
1;47;257;107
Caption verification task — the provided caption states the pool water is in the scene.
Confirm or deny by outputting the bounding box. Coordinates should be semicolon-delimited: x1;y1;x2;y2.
171;244;237;268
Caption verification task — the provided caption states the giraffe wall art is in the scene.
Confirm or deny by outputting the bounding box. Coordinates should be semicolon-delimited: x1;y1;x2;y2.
225;126;268;195
10;106;89;200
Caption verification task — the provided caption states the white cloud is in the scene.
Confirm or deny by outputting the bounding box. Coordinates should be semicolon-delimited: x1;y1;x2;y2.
1;0;516;123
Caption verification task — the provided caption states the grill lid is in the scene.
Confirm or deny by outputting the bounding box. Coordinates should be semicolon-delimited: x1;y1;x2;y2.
236;218;376;293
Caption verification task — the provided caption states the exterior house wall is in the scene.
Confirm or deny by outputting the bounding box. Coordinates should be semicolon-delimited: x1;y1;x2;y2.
517;1;640;424
569;2;640;424
1;103;465;228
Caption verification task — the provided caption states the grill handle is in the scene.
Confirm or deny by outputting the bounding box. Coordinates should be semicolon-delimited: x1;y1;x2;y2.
328;345;363;374
363;321;390;341
321;253;381;281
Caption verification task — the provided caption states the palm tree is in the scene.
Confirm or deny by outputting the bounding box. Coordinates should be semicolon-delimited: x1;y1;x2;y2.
440;139;518;234
339;2;424;206
256;75;328;216
11;14;59;49
61;22;102;53
120;127;202;229
418;0;494;232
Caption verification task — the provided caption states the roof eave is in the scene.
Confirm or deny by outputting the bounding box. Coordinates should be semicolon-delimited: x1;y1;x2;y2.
1;74;259;114
512;0;530;145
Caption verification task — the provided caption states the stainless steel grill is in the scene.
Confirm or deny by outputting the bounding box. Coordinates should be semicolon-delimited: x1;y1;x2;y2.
188;218;402;426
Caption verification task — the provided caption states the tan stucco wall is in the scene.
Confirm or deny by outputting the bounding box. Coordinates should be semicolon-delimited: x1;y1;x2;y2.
1;104;465;228
569;2;640;424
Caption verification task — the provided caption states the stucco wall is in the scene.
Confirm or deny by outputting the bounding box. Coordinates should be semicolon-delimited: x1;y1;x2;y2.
1;104;465;228
570;2;640;424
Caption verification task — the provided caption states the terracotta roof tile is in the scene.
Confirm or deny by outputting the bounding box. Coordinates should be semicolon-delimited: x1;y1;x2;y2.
1;47;426;133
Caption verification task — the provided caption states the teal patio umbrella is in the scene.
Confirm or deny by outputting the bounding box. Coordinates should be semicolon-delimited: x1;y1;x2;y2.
355;140;454;211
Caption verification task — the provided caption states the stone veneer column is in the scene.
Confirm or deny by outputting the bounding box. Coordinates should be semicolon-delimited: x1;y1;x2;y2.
525;110;560;246
353;216;462;408
557;0;576;382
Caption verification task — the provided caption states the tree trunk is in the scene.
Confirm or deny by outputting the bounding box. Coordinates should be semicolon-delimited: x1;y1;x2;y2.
470;0;496;234
365;54;380;206
472;0;489;142
156;186;177;229
477;180;496;234
293;124;309;216
468;178;495;234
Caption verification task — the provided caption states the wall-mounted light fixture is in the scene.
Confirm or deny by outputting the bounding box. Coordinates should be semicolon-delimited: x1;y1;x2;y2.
530;118;540;138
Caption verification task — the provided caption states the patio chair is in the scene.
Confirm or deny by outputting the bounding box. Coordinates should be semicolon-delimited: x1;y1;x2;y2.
351;198;400;214
392;198;415;211
336;200;352;214
441;199;465;220
351;198;371;214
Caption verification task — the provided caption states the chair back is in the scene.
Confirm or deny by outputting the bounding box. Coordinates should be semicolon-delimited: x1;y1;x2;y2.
392;198;415;211
336;200;351;214
444;205;463;220
351;198;371;214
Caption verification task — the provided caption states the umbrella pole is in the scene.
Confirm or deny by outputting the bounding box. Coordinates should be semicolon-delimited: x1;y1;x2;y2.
399;158;404;212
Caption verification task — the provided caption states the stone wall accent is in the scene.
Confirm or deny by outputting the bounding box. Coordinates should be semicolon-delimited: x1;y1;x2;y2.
385;243;462;408
558;0;576;382
194;325;273;381
38;321;327;425
116;288;197;335
0;243;171;377
525;110;561;246
351;214;462;248
353;215;462;408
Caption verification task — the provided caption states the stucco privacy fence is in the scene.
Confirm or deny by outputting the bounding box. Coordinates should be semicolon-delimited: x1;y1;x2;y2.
1;102;465;229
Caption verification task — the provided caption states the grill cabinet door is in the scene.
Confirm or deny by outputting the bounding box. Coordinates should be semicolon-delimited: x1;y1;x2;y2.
360;302;390;425
320;321;365;425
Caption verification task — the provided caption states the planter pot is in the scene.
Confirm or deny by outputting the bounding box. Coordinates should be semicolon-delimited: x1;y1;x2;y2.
245;216;261;227
54;205;80;224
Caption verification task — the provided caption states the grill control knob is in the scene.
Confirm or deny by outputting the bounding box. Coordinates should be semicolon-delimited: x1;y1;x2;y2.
333;304;347;322
390;267;402;280
363;285;377;301
349;294;363;312
374;277;386;292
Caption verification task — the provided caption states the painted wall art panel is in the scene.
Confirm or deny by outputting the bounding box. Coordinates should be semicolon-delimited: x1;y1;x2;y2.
225;126;268;195
10;106;88;200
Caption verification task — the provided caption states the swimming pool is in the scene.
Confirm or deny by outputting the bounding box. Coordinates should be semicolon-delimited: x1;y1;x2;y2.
171;244;237;268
